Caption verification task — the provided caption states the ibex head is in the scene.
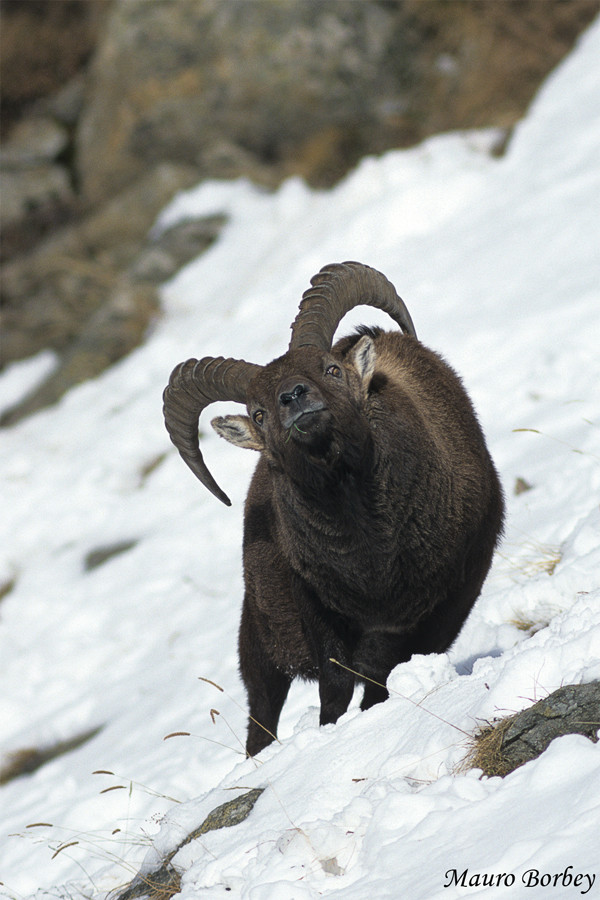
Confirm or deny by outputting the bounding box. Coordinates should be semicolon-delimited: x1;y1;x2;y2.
163;262;416;505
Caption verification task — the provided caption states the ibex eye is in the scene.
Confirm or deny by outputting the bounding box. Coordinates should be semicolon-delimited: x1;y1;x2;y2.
253;410;264;426
326;364;341;377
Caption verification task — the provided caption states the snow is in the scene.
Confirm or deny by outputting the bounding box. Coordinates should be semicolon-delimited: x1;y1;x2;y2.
1;16;599;900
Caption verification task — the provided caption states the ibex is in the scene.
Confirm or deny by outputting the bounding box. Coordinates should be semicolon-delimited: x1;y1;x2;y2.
163;262;504;755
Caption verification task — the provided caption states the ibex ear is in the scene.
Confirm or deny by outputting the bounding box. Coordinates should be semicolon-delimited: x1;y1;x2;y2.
351;335;376;386
211;415;264;451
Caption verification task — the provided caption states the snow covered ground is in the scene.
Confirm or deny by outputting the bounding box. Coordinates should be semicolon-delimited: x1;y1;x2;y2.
1;17;599;900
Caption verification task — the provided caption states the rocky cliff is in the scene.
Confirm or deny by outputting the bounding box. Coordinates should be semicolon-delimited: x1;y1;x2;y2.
1;0;598;423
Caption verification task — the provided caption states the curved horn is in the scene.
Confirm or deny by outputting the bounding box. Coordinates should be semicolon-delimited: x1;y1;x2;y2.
163;356;260;505
289;261;417;352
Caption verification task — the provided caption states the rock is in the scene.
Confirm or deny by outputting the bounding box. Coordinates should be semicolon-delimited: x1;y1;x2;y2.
0;1;106;258
84;540;139;571
3;0;598;426
0;0;106;134
76;0;600;204
0;575;17;605
0;726;104;786
0;114;75;260
0;163;212;426
0;279;160;428
36;73;87;128
71;164;215;271
115;788;265;900
0;167;75;263
0;115;69;166
1;163;201;367
499;682;600;763
514;477;533;495
467;681;600;777
1;164;73;228
131;214;227;283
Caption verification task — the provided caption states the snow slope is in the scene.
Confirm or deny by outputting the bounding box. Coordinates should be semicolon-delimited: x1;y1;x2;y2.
1;17;599;900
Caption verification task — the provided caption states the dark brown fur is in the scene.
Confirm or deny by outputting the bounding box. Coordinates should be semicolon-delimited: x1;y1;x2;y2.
212;325;504;755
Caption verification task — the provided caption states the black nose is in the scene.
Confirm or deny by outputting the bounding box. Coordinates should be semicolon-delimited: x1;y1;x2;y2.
279;382;308;407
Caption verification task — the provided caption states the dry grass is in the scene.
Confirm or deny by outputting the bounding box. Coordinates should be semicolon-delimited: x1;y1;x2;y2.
500;538;562;580
462;718;516;778
508;605;560;636
112;866;181;900
517;544;562;578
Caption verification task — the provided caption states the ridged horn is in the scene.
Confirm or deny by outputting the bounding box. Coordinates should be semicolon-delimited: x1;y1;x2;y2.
289;261;417;351
163;356;260;505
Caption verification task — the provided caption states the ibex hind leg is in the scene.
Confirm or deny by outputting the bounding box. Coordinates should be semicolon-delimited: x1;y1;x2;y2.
355;575;492;714
353;628;412;711
239;602;292;756
361;680;389;710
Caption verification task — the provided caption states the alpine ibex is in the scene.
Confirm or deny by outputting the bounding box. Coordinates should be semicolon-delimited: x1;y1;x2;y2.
163;262;504;755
